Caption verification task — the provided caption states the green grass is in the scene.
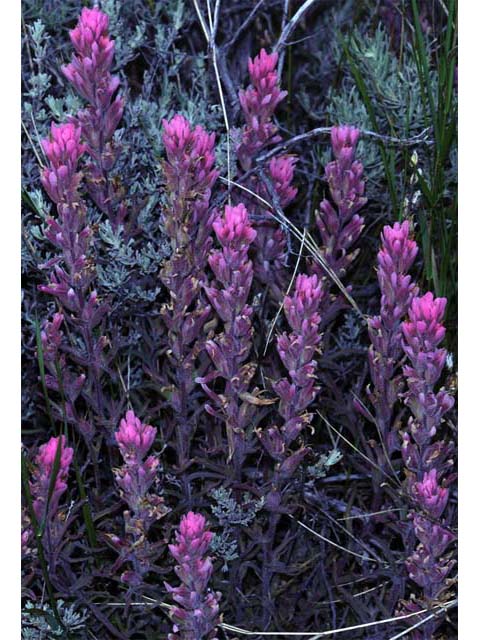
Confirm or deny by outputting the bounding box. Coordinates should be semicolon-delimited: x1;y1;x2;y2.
410;0;457;349
340;2;457;350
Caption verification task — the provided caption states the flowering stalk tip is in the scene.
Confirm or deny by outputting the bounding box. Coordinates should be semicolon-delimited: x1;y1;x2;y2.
315;124;366;279
111;410;168;585
166;512;221;640
62;6;126;227
30;435;73;525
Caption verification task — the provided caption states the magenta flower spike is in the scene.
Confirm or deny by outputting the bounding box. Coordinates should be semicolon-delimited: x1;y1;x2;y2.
259;274;325;496
162;115;218;216
38;115;112;441
212;202;257;249
378;221;418;274
62;7;121;113
30;436;73;523
283;273;324;333
401;292;454;449
159;115;218;474
27;435;74;575
198;203;258;472
235;49;295;301
400;291;454;479
62;6;126;227
40;123;86;203
206;203;257;323
111;410;168;585
268;156;298;207
237;49;287;168
165;512;221;640
367;221;419;455
114;410;159;510
315;125;367;280
330;125;360;166
40;122;86;232
395;289;455;632
402;293;448;381
163;115;217;177
115;410;157;465
39;121;91;291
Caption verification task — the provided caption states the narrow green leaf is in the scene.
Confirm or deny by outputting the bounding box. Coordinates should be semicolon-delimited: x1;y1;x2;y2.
34;316;55;433
74;455;98;552
21;453;63;628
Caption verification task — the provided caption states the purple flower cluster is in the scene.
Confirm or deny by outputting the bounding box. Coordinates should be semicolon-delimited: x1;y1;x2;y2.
256;274;325;626
397;292;455;636
361;224;456;635
237;49;287;170
110;410;169;586
315;125;367;280
402;294;454;451
198;203;258;475
39;121;111;442
28;436;74;569
236;49;297;301
368;221;419;455
259;274;325;492
159;115;218;472
30;435;73;525
21;5;457;634
165;512;221;640
41;122;86;203
40;122;92;302
268;155;298;207
162;114;218;226
62;7;126;227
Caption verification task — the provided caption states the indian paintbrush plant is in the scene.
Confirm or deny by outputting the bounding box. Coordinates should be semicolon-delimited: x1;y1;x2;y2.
197;203;258;479
165;512;221;640
39;119;116;456
109;410;169;589
312;124;367;326
62;6;127;229
396;292;456;638
236;49;297;303
159;114;218;498
21;2;457;638
257;272;325;628
28;436;74;580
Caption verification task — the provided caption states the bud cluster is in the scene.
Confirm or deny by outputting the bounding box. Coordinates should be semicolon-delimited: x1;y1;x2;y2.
197;204;258;473
62;7;126;227
159;116;219;471
259;274;325;493
367;221;419;454
236;49;297;301
165;512;221;640
315;125;367;280
39;120;110;440
111;410;169;586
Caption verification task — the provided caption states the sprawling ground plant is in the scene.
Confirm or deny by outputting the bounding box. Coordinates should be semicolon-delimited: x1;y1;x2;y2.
21;1;457;638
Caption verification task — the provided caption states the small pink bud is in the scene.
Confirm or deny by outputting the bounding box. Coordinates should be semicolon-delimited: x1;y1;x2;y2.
115;410;157;464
